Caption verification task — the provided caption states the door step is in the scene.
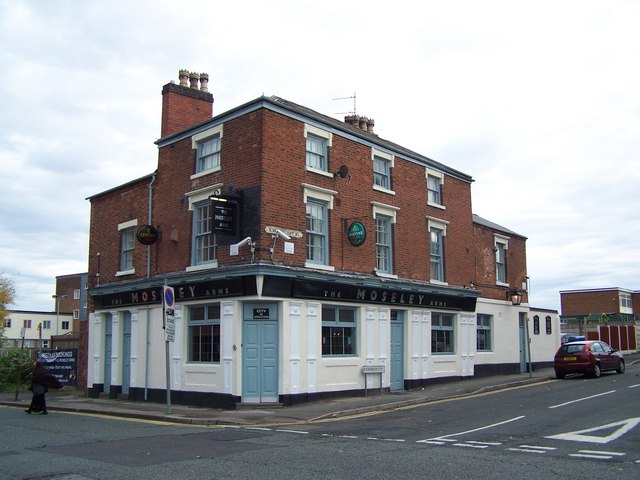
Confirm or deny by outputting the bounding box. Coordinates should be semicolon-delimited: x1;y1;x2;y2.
235;402;283;410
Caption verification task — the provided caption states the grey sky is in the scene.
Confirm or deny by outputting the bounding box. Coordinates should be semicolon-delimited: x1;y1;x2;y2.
1;0;638;312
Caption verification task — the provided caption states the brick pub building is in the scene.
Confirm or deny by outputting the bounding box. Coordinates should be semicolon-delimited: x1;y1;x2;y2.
86;69;559;408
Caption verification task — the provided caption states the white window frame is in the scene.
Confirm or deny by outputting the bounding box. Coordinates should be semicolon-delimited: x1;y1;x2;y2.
476;313;493;351
428;217;449;285
426;168;445;209
191;124;223;179
303;184;337;270
304;124;333;176
372;201;399;278
185;184;223;272
494;234;509;286
117;219;138;276
372;148;395;195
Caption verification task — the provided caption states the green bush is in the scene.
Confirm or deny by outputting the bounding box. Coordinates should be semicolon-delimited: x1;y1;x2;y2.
0;349;32;389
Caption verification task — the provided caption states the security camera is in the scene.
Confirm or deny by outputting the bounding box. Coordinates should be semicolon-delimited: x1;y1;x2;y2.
235;236;253;248
275;229;291;241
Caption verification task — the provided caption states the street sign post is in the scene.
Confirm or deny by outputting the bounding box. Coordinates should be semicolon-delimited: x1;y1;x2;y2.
163;285;175;414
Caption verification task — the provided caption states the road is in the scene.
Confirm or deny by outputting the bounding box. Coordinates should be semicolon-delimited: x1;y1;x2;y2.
1;364;638;480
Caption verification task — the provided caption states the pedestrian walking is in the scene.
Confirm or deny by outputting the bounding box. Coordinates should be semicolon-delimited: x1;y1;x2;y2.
25;361;62;415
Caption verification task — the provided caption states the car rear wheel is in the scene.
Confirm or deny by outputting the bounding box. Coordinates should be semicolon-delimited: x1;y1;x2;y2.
616;360;625;374
592;363;601;378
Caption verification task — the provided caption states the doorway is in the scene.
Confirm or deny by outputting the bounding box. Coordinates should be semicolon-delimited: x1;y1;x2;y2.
242;303;279;403
390;310;405;391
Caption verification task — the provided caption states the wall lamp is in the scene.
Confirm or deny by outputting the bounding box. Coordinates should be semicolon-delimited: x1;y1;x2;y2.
507;288;522;306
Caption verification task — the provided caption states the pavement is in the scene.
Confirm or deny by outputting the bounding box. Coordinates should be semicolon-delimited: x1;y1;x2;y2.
2;354;638;427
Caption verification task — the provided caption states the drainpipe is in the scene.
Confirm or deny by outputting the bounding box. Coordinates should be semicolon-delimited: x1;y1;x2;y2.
144;172;157;401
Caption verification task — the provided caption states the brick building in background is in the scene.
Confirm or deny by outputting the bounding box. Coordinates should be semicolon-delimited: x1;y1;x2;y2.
560;287;638;352
85;69;559;408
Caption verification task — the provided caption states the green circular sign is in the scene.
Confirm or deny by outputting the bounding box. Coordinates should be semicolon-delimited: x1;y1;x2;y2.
347;221;366;246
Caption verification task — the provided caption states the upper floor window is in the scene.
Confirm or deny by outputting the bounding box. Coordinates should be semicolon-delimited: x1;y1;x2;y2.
193;201;217;266
432;313;455;354
73;289;80;300
117;219;137;275
43;320;51;329
426;168;444;208
372;202;398;277
186;184;223;271
477;314;492;351
375;215;393;274
494;235;509;285
192;125;223;177
306;199;328;265
188;304;221;363
545;316;552;335
620;293;632;310
4;319;10;328
304;125;332;175
24;319;32;329
303;184;337;270
322;306;357;356
61;321;70;330
428;217;448;283
372;149;395;194
73;309;80;320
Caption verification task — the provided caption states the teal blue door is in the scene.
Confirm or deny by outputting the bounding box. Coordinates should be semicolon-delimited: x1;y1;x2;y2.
243;304;279;403
121;312;131;395
519;313;527;373
390;310;404;391
104;316;112;392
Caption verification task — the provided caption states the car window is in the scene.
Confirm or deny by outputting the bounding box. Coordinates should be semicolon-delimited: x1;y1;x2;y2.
599;342;612;352
562;344;585;354
591;343;603;353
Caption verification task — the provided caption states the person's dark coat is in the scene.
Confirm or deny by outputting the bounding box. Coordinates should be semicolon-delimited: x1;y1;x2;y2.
26;362;62;415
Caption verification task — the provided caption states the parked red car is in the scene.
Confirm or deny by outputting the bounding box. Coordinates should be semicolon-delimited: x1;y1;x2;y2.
554;340;625;379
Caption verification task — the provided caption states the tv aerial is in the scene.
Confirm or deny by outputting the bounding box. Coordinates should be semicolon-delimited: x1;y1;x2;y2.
333;92;356;115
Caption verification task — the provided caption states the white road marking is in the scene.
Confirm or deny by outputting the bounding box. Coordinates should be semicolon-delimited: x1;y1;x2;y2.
508;447;547;454
275;429;309;434
548;390;616;409
545;417;640;444
629;384;640;389
569;450;625;460
417;415;525;443
454;443;488;449
466;441;502;446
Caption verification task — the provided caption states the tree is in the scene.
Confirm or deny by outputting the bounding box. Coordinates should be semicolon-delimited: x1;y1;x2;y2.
0;274;16;345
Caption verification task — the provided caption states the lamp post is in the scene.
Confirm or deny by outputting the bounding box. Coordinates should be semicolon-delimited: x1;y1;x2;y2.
508;288;532;378
52;294;67;337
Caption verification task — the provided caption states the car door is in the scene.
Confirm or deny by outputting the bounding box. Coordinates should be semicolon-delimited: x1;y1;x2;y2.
598;341;617;370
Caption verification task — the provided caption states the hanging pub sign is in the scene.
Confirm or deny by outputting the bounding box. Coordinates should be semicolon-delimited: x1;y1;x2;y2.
136;225;159;245
210;196;238;235
347;221;367;246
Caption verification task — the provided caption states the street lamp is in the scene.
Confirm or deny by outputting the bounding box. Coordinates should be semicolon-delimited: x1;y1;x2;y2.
52;294;67;336
508;288;532;378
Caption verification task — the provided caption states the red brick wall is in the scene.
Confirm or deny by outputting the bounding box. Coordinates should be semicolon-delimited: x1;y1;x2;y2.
88;101;527;297
561;290;620;316
88;177;152;286
472;223;528;302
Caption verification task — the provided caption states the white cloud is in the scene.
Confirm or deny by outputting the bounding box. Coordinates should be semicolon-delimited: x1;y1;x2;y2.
1;0;638;311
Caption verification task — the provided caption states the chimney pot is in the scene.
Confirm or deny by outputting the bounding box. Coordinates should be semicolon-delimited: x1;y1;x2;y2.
366;118;375;133
199;73;209;92
189;71;199;89
178;69;189;86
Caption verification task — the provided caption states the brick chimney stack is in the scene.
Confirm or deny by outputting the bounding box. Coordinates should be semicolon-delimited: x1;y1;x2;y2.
160;68;214;138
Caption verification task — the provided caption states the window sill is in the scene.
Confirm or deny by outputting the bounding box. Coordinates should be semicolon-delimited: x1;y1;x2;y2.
186;262;219;272
190;166;221;180
430;279;448;286
373;185;396;195
375;271;398;279
428;201;446;210
116;269;135;277
304;262;335;272
305;166;334;178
